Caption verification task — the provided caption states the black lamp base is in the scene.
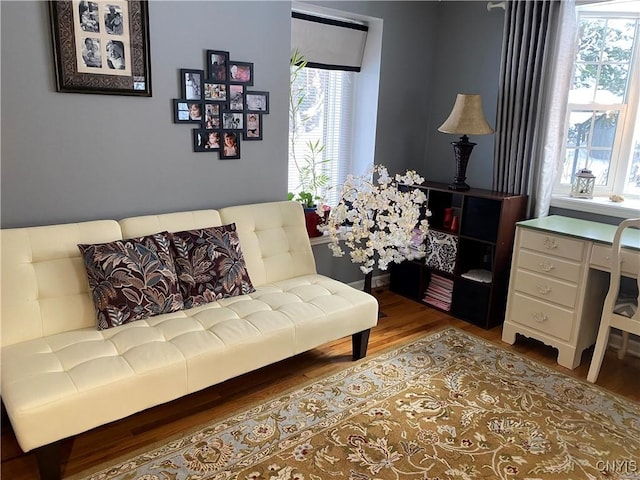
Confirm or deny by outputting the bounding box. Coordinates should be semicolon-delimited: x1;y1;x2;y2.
448;134;476;191
448;180;471;191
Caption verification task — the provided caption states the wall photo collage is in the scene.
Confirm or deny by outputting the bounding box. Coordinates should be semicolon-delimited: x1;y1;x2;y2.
173;50;270;159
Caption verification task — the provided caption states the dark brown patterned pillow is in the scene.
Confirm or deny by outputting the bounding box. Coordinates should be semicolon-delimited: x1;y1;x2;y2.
78;232;184;330
170;224;255;308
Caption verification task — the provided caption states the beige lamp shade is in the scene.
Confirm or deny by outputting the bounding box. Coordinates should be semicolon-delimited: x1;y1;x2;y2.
438;94;494;135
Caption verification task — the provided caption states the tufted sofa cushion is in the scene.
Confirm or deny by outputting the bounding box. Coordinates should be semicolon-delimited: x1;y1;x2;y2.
218;201;317;285
0;220;122;347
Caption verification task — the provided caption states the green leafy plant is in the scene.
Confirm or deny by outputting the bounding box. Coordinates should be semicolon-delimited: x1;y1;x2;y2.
288;50;331;209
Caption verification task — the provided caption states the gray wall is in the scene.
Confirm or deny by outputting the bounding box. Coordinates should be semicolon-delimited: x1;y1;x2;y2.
424;1;505;188
1;1;291;228
1;1;504;283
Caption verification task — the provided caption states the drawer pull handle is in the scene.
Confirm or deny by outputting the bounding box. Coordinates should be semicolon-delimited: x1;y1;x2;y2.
533;312;548;323
539;261;555;272
543;237;558;250
536;284;552;295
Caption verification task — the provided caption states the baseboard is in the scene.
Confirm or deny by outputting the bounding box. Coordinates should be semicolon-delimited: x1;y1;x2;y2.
348;273;390;291
608;330;640;358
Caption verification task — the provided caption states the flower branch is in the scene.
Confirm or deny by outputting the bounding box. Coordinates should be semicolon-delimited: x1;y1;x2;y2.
320;165;431;274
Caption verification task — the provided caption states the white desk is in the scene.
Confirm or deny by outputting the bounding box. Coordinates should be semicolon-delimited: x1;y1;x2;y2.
502;215;640;369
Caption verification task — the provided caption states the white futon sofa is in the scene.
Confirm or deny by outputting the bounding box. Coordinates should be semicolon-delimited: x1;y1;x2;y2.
1;200;378;480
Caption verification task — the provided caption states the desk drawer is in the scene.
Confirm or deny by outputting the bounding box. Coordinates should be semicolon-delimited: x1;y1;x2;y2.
590;244;640;277
509;293;574;341
519;228;585;262
513;270;578;308
517;249;582;282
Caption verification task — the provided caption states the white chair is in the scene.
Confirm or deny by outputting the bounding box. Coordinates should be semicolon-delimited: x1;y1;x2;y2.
587;218;640;383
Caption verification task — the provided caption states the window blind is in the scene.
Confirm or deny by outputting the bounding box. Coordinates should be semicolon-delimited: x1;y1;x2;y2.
287;67;356;206
291;11;368;72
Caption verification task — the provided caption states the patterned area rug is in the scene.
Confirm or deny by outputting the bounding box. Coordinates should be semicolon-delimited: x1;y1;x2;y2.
76;328;640;480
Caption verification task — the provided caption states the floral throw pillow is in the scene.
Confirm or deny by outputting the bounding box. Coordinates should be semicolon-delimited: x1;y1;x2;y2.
78;232;184;330
170;224;255;308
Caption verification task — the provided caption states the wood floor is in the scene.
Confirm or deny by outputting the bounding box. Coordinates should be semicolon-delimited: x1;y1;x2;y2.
2;288;639;479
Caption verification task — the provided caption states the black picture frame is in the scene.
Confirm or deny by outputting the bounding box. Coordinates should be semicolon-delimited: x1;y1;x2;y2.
244;113;262;140
246;91;269;114
228;61;254;85
222;112;244;130
228;84;245;111
173;99;203;124
206;50;229;82
193;129;221;152
204;82;227;102
181;69;204;101
49;0;152;96
220;131;241;159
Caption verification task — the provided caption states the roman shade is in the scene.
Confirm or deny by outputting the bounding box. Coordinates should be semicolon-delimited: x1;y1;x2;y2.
291;11;368;72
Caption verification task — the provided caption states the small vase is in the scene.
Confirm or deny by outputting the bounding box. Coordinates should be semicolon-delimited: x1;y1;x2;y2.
450;215;459;233
304;207;323;237
443;208;453;230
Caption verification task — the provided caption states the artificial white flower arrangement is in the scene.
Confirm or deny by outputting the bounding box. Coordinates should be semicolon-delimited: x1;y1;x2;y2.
319;165;431;275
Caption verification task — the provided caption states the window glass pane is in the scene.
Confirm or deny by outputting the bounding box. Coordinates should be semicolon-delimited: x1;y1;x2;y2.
595;63;628;104
603;18;635;63
570;67;597;102
567;111;593;147
577;18;605;63
288;66;355;206
561;148;588;184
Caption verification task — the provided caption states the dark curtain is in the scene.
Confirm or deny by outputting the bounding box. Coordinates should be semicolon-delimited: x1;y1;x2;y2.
493;1;561;201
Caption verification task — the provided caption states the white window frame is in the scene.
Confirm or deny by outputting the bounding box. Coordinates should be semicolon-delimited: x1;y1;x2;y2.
552;2;640;217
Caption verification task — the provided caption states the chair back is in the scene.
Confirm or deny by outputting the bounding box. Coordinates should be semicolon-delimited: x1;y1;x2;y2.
607;218;640;322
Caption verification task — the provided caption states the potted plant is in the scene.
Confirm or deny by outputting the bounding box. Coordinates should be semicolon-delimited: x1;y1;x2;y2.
288;50;331;237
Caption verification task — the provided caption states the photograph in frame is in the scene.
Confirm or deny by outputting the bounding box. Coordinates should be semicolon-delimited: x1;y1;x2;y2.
204;103;221;130
222;112;244;130
228;84;244;111
49;0;152;96
246;91;269;113
193;129;221;152
181;69;204;101
244;113;262;141
204;82;227;102
228;61;253;85
173;99;204;123
206;50;229;82
220;131;241;159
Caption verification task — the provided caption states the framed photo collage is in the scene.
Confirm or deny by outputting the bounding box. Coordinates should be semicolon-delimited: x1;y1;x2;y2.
172;50;270;159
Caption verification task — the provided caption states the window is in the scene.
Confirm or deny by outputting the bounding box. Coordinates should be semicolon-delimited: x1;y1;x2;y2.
288;66;355;207
288;6;376;208
556;1;640;198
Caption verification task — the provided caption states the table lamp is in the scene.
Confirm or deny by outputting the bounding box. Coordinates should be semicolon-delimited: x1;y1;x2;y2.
438;94;494;191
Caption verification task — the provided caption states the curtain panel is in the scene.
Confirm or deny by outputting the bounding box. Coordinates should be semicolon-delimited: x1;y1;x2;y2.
493;1;562;213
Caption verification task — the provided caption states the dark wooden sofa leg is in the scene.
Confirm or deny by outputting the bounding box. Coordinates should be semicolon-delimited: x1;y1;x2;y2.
34;441;61;480
352;329;371;360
